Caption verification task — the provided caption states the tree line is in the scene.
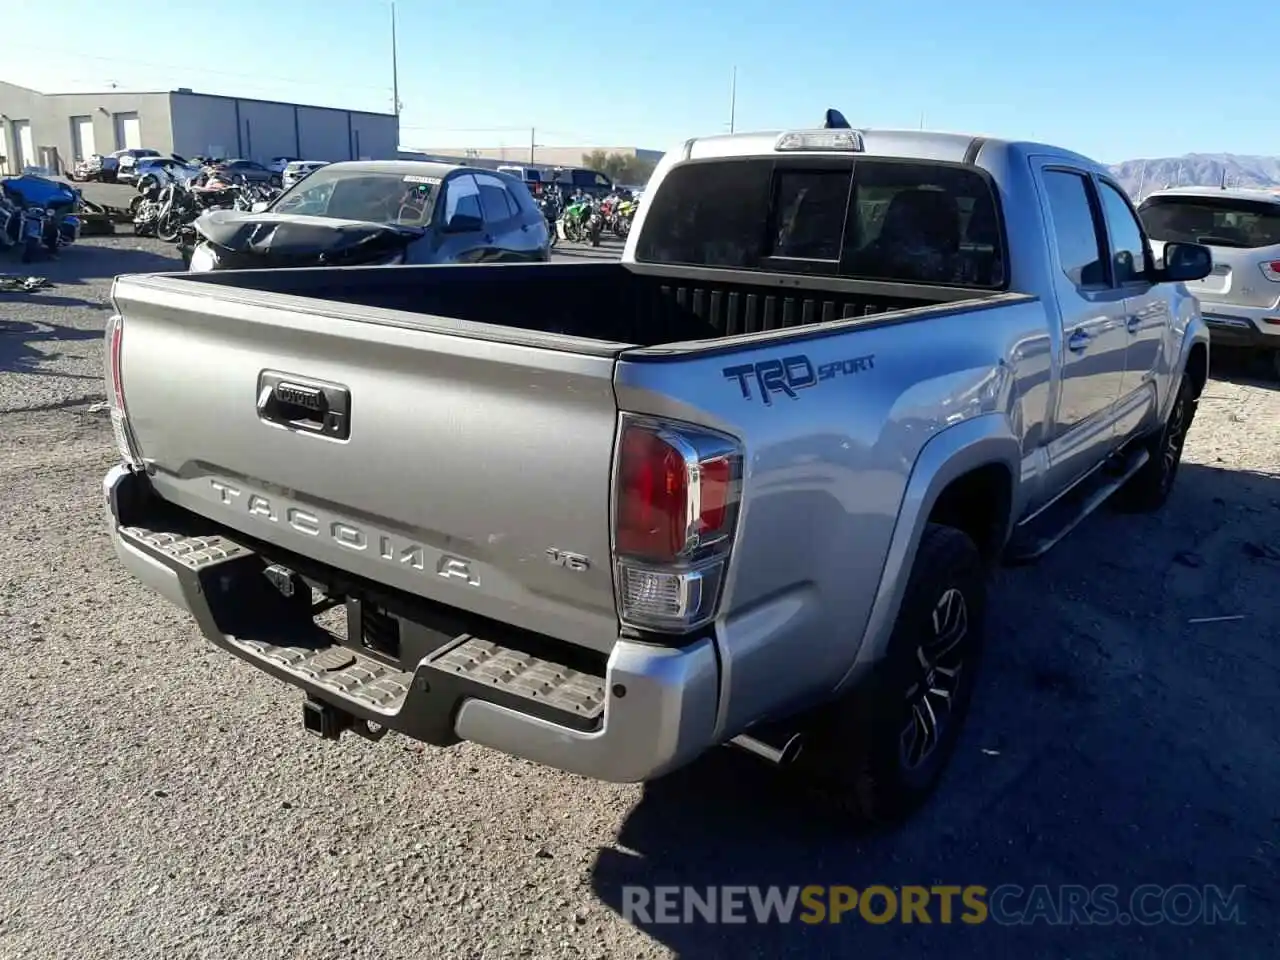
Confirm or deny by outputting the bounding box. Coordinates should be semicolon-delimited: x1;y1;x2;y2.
581;150;658;186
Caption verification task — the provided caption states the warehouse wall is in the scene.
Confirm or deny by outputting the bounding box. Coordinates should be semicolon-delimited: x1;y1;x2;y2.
0;82;173;174
296;106;350;162
169;92;398;163
168;93;239;158
347;113;399;162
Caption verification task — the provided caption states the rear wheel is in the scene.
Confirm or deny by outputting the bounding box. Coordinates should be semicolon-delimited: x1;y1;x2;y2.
795;524;986;825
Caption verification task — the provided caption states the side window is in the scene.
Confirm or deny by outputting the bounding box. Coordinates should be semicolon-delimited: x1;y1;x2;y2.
1097;180;1149;285
1041;170;1108;289
474;173;516;224
442;174;483;227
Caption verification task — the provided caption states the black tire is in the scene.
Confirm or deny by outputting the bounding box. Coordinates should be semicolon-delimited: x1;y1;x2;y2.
795;524;987;825
1114;375;1196;513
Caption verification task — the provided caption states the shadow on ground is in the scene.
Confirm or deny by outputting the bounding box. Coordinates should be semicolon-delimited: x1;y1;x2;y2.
591;464;1280;958
0;319;103;377
6;240;182;283
1209;346;1278;390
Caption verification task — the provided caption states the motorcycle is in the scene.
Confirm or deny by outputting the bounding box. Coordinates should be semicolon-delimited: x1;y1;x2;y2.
0;175;82;261
537;191;562;248
559;195;602;246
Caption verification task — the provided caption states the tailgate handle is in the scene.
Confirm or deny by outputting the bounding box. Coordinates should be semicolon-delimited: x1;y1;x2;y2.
257;371;351;440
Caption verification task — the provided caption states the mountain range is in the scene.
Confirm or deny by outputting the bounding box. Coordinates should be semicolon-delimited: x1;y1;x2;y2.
1108;153;1280;199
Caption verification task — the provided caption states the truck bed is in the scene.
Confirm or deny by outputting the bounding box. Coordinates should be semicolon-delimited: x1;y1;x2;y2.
180;261;989;347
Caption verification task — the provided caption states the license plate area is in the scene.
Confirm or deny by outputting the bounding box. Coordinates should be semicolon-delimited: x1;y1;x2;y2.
339;595;460;670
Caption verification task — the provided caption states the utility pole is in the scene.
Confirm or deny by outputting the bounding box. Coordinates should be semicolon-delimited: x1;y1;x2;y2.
530;128;535;164
919;111;925;130
729;66;737;133
390;0;401;116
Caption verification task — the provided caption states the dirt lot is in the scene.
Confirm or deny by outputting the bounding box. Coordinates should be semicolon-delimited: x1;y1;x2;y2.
1;236;1277;959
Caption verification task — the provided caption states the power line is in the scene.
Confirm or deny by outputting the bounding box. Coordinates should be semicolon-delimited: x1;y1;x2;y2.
7;51;392;94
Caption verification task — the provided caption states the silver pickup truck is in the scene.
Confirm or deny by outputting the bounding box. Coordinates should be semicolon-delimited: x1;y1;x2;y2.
102;122;1213;823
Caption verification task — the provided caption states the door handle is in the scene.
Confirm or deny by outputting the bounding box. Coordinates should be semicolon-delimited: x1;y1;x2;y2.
1126;314;1141;334
1067;330;1092;353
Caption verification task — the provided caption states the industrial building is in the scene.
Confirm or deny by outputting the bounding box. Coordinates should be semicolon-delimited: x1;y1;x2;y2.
0;81;399;175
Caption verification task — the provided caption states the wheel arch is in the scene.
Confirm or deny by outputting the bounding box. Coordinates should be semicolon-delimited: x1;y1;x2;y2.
835;414;1019;694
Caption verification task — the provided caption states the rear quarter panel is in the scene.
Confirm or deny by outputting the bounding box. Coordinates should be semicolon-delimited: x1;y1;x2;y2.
615;297;1053;737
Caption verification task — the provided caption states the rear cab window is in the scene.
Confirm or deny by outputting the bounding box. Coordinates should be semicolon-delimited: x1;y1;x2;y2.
634;156;1007;288
1138;194;1280;249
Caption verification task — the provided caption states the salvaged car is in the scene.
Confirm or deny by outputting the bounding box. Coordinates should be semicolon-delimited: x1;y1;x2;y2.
186;160;551;271
103;118;1211;822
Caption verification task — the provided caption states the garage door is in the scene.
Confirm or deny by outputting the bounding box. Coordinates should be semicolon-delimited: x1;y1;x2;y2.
114;112;142;150
15;121;34;171
72;117;97;160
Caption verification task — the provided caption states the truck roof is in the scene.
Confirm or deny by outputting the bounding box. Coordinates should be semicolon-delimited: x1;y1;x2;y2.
680;127;1106;175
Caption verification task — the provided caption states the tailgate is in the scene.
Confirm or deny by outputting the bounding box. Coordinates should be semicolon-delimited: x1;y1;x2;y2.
112;276;624;653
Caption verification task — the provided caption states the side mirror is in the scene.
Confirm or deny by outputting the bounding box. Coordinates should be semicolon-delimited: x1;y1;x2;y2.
444;212;483;233
250;200;271;213
1155;241;1212;283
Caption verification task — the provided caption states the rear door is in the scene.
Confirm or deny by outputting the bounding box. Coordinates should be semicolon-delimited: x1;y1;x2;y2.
475;172;540;260
1094;176;1169;441
1034;163;1131;488
434;173;489;263
113;276;626;652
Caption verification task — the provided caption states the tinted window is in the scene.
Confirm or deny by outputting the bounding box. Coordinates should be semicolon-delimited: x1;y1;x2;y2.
635;158;1005;287
1040;170;1107;288
633;159;771;268
1098;180;1149;284
1139;195;1280;249
770;169;850;260
474;173;516;223
442;174;483;226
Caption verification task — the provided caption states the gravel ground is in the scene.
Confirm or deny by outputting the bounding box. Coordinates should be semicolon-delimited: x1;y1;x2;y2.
1;236;1278;960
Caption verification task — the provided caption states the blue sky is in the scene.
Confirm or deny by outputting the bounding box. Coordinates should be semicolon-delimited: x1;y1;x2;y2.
5;0;1278;163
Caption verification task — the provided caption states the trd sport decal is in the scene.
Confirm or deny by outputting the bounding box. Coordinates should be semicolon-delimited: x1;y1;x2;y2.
722;354;876;405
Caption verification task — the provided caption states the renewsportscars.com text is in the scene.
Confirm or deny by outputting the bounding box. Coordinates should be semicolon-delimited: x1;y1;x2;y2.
622;884;1246;926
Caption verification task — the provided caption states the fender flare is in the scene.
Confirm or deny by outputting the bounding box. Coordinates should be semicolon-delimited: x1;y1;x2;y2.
834;413;1021;694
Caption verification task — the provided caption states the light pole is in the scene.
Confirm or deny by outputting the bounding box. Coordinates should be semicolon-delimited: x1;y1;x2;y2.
391;1;401;116
729;66;737;133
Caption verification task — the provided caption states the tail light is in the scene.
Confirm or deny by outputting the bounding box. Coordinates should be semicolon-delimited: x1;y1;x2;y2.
612;415;743;634
1260;260;1280;282
104;312;144;469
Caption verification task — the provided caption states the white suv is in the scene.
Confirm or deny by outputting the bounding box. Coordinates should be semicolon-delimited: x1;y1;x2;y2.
1139;187;1280;378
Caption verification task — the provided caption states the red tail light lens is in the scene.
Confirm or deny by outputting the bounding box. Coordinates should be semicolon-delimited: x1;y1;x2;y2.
1261;260;1280;282
616;428;688;561
697;456;732;534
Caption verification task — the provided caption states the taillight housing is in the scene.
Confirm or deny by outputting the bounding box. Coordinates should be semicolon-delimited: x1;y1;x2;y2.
612;415;743;634
104;312;144;469
1260;260;1280;282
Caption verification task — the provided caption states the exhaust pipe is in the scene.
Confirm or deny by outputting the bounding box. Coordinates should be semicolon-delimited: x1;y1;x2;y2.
730;731;804;766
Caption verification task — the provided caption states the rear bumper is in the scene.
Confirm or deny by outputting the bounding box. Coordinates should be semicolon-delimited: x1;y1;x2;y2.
1199;302;1280;349
104;464;720;782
